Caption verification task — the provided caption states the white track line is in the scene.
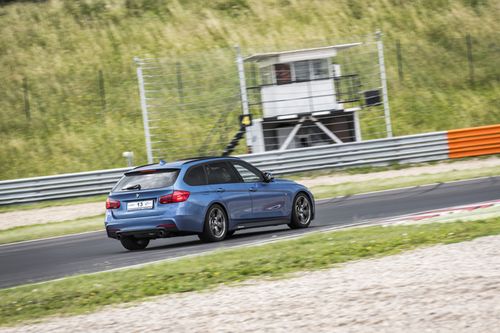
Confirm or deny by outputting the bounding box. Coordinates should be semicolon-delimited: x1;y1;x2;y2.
1;220;377;291
315;175;498;204
0;230;104;248
3;194;498;291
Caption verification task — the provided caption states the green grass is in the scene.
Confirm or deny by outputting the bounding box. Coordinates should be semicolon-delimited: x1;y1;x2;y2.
0;195;107;213
311;164;500;199
1;218;499;327
0;0;498;180
0;215;104;245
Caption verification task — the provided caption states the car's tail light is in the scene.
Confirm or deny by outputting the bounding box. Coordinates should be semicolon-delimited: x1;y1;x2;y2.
106;198;121;209
159;190;190;204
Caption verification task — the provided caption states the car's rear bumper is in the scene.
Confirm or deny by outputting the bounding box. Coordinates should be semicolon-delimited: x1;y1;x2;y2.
106;223;182;240
104;209;205;239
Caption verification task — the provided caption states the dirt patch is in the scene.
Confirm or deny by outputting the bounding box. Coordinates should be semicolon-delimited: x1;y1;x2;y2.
3;235;499;333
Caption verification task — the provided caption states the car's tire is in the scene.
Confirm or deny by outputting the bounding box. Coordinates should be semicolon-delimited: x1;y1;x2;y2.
120;237;150;251
198;204;228;242
288;193;312;229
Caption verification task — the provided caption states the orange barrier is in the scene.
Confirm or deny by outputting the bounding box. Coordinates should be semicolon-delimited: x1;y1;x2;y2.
447;124;500;159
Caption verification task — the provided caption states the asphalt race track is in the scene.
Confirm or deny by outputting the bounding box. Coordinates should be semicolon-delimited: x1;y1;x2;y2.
1;176;499;289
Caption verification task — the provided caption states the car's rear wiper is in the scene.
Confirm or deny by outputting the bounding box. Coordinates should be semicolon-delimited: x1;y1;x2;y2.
122;184;141;191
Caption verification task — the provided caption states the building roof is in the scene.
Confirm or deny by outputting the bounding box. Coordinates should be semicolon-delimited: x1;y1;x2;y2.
244;43;362;65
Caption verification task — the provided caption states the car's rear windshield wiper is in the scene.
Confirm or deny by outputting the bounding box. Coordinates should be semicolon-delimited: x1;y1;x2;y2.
122;184;141;191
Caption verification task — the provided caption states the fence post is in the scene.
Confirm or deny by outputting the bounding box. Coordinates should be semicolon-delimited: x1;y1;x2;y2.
466;34;474;86
175;62;185;109
375;30;393;138
98;70;107;113
22;77;31;121
134;57;154;164
396;39;404;82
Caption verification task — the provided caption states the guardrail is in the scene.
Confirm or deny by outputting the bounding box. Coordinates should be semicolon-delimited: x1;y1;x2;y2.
0;168;131;205
241;131;449;174
447;124;500;159
0;124;498;206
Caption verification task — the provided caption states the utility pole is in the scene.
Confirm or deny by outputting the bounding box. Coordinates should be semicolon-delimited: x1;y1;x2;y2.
376;30;393;138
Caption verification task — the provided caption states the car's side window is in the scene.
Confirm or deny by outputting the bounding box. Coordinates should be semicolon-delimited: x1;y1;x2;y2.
205;162;241;184
184;165;207;186
231;162;263;183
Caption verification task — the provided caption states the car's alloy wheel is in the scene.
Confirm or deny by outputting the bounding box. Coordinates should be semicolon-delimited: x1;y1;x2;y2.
199;204;228;242
289;193;312;229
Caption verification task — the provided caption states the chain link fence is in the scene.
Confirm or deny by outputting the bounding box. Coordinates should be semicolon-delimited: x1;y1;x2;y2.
0;32;498;179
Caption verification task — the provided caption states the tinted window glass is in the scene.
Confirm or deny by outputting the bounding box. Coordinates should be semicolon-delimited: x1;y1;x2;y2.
205;162;240;184
294;60;310;82
184;165;207;186
232;162;262;183
113;169;179;192
274;63;291;85
312;59;329;79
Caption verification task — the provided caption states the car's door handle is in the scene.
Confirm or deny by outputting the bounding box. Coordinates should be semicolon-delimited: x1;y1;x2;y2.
249;187;257;192
216;188;225;193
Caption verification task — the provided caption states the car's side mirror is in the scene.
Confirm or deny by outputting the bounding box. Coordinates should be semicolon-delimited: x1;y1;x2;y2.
263;171;274;183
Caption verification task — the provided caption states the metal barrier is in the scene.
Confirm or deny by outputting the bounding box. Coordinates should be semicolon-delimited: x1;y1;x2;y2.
447;124;500;159
0;168;131;205
0;131;452;205
242;131;449;174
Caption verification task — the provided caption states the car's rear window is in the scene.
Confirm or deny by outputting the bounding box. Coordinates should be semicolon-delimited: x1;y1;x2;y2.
113;169;179;192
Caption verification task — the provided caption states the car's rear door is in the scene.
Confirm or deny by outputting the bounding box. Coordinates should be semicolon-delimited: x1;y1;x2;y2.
230;160;288;219
205;161;253;221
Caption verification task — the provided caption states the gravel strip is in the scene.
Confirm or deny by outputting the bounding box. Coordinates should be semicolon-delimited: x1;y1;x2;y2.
0;203;104;230
4;235;499;333
298;156;500;187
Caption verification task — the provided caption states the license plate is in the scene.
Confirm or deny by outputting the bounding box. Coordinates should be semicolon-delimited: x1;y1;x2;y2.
127;200;154;211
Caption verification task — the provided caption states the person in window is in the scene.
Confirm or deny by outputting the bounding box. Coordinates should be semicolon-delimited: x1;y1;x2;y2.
275;63;291;85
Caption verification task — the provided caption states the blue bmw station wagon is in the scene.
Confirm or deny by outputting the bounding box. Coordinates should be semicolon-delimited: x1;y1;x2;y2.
105;157;314;250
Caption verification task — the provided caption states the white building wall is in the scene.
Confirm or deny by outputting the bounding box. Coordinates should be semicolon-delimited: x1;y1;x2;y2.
260;79;337;118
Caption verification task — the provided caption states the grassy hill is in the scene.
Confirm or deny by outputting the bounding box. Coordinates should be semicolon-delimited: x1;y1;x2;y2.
0;0;498;180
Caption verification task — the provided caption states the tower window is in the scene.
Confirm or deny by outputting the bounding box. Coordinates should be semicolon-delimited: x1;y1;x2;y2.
274;63;291;85
312;59;329;79
293;61;310;82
